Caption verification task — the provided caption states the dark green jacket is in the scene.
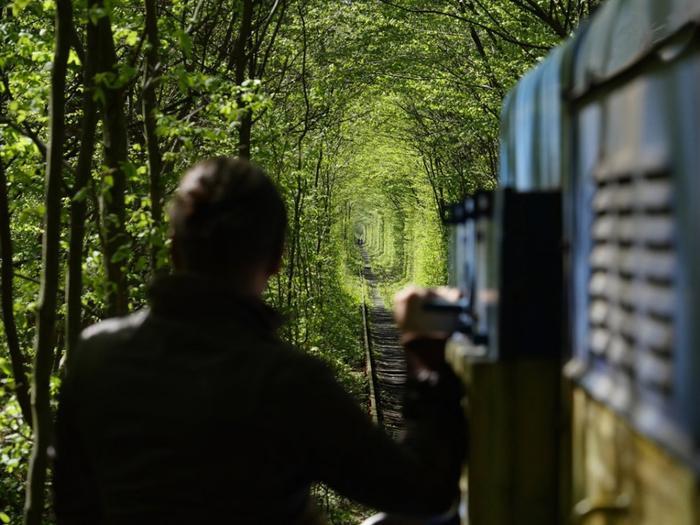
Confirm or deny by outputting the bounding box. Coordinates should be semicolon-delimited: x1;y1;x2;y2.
54;274;465;524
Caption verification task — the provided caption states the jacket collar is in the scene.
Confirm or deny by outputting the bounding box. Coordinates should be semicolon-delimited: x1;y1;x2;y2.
148;273;283;337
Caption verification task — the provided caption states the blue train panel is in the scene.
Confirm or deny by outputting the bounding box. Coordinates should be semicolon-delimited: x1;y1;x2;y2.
466;0;700;467
565;0;700;467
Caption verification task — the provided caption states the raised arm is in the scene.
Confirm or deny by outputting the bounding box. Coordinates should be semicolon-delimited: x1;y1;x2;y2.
295;287;467;517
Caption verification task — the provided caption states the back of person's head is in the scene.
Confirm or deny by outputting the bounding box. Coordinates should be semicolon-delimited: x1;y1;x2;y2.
169;157;287;280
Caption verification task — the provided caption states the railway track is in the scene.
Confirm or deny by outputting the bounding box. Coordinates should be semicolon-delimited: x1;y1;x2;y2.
360;247;406;440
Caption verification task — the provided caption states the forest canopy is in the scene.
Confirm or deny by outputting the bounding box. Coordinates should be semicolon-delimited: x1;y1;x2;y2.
0;0;598;523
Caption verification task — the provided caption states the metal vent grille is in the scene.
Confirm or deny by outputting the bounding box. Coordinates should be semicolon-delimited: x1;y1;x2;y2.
588;164;675;412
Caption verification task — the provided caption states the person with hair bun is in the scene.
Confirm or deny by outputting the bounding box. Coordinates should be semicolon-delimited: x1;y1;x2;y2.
54;157;466;525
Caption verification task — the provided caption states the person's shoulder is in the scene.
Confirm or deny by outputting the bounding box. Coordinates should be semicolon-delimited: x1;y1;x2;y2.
65;310;150;379
269;341;329;370
265;342;337;391
79;309;150;351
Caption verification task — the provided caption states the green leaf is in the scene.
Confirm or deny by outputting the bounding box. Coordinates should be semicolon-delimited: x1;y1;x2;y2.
0;357;11;376
176;68;191;94
125;30;140;47
10;0;32;14
110;244;131;263
73;187;89;203
0;511;10;524
93;86;106;105
117;64;137;86
68;49;81;66
176;29;192;58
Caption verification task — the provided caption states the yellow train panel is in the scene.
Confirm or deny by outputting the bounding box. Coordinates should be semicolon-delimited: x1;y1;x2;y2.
572;388;700;525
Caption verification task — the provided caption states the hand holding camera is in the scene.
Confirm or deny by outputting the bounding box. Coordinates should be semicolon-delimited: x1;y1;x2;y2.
393;286;463;344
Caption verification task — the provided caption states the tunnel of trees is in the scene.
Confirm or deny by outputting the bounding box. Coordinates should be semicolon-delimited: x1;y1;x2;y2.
0;0;599;522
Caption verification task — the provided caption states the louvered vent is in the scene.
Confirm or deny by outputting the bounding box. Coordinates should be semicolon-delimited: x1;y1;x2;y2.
588;164;675;412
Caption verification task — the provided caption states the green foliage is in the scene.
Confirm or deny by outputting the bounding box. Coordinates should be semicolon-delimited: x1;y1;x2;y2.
0;0;597;522
0;359;32;521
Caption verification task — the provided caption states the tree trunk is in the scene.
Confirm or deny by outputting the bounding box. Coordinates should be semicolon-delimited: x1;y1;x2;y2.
142;0;163;273
234;0;254;158
94;0;129;316
286;172;304;308
65;11;98;362
0;156;32;425
23;0;72;521
238;111;252;158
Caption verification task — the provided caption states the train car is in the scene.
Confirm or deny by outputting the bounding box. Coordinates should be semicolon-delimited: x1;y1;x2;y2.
446;1;700;523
